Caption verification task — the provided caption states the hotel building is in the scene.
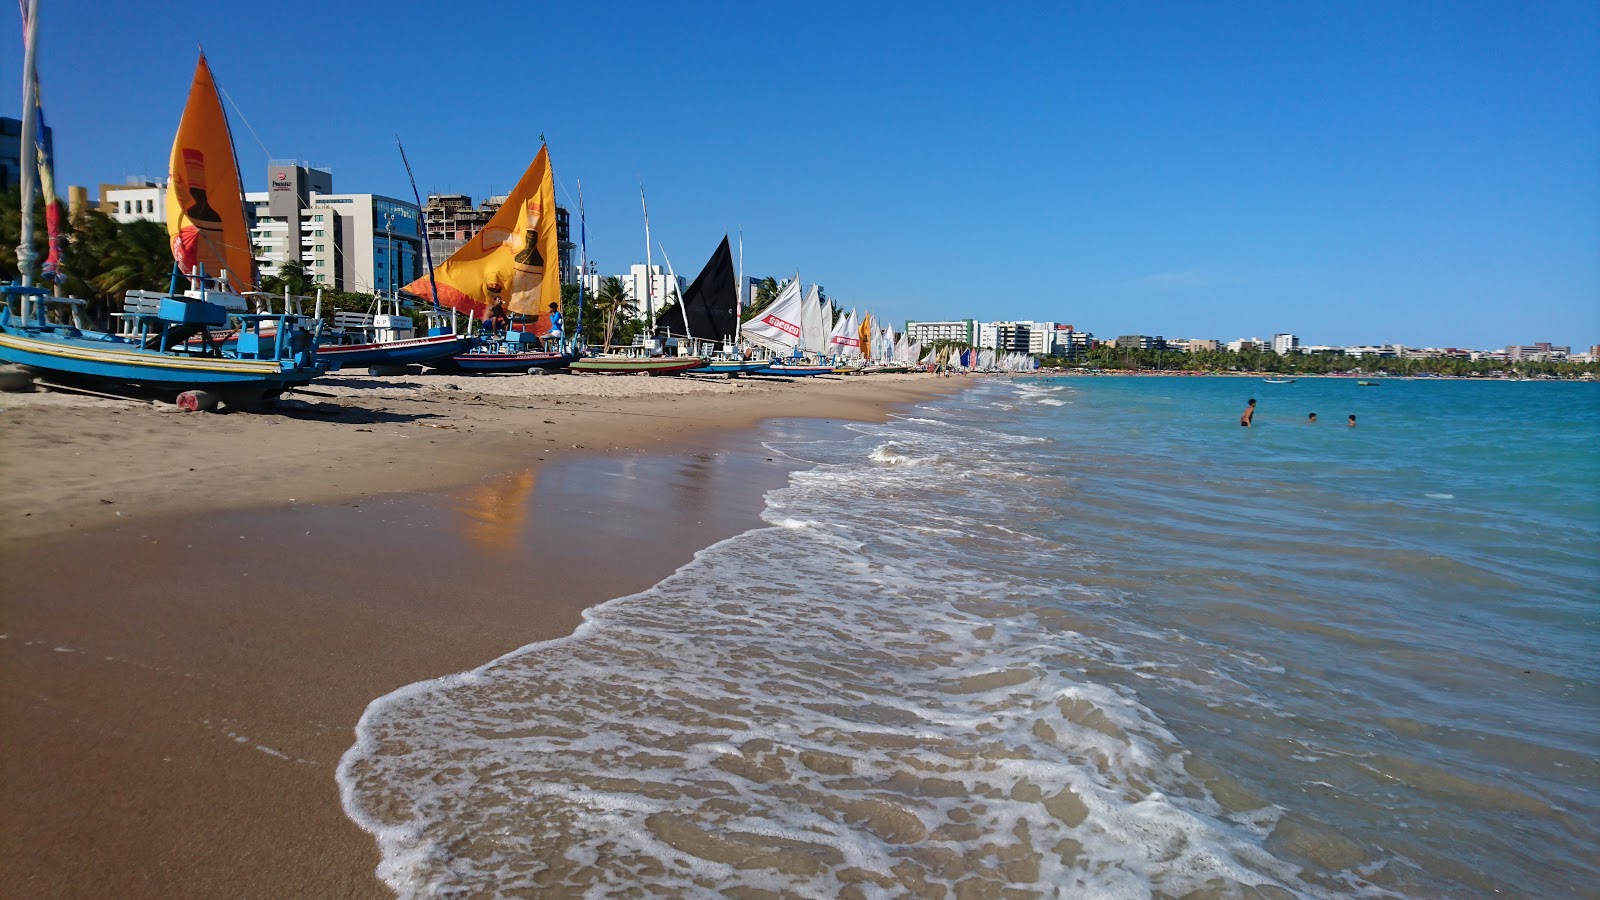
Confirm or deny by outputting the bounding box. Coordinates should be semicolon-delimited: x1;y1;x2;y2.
245;162;422;294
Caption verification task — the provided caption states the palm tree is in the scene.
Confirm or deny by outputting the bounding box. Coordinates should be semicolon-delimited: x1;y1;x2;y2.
591;276;636;351
260;260;312;298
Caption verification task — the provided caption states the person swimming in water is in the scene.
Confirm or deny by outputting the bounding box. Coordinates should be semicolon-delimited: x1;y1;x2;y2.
1240;398;1256;427
1348;414;1357;427
1307;412;1317;424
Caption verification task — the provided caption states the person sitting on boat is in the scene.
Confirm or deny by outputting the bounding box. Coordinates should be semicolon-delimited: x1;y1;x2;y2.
542;302;563;350
485;299;509;336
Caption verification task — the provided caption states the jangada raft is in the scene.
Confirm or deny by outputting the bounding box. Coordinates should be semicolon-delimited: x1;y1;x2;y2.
0;46;323;402
401;145;577;373
0;282;322;399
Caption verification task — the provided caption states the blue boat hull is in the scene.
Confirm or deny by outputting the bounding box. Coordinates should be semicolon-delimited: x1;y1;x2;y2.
449;350;575;373
701;360;771;375
0;325;320;392
317;334;475;369
754;363;836;376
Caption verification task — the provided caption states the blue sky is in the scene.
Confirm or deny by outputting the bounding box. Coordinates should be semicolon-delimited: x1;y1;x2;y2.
6;0;1597;348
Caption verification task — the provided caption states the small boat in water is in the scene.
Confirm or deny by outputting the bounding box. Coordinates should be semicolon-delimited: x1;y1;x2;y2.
1263;377;1296;384
1357;380;1380;386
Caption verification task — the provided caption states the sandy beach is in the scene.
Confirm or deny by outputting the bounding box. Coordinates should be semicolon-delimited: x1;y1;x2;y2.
0;372;964;898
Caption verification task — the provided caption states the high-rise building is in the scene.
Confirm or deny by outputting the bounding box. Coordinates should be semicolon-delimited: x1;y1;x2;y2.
1051;325;1094;359
983;321;1058;354
245;161;422;294
624;264;685;316
421;193;572;283
905;320;979;346
1271;333;1300;354
1505;343;1570;362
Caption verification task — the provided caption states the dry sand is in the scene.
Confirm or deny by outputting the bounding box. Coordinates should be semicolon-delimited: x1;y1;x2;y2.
0;371;965;898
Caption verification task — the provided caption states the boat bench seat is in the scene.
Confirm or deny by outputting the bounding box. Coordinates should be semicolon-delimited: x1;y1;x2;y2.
122;290;167;317
333;312;375;332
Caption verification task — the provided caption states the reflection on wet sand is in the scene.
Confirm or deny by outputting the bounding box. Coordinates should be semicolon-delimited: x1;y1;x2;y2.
452;470;537;554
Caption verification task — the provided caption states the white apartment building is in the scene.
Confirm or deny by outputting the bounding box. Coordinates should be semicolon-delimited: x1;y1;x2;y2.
905;320;979;346
624;264;686;317
1271;333;1299;354
99;179;167;224
245;162;422;294
980;320;1057;354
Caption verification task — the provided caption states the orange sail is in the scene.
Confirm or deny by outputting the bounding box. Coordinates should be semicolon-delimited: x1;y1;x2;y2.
165;53;253;294
858;312;875;360
405;145;562;335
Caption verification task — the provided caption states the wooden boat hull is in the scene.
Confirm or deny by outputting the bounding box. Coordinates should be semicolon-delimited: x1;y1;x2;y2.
568;356;708;375
0;324;320;392
700;360;770;375
318;333;476;369
448;350;574;373
755;363;836;376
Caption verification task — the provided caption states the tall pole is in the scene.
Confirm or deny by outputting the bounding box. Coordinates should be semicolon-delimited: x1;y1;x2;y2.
639;182;654;329
17;0;41;296
735;227;743;344
395;136;441;315
658;242;692;343
384;210;394;300
576;180;586;350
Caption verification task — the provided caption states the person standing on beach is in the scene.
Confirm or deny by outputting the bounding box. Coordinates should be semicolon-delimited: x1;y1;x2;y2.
1241;398;1256;427
1348;414;1357;427
1307;412;1317;424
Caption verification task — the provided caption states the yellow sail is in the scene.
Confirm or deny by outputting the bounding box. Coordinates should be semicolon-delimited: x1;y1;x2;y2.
405;145;561;335
858;312;875;360
165;53;253;294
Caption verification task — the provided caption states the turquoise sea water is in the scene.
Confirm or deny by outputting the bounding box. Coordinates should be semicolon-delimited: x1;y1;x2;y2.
341;376;1599;898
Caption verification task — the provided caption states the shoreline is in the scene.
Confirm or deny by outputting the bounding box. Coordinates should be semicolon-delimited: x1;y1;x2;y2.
0;373;964;897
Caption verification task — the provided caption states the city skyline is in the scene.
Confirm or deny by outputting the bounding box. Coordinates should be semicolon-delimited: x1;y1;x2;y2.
3;1;1596;349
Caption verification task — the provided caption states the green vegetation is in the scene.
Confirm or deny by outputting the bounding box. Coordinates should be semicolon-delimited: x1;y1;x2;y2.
2;190;172;325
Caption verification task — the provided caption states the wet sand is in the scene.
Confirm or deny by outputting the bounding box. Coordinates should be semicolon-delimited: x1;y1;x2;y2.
0;373;964;897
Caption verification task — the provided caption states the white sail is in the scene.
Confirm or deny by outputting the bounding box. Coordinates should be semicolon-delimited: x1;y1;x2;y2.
817;295;835;357
742;277;804;355
801;284;827;357
830;308;860;358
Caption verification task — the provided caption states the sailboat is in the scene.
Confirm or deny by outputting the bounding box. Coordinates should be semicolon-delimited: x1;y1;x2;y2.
402;145;574;374
312;140;474;370
649;236;765;375
0;40;323;403
568;185;706;375
743;279;833;376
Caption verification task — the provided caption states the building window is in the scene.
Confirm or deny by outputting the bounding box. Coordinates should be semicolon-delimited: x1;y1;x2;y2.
314;215;324;222
314;259;325;267
314;244;324;252
314;230;324;237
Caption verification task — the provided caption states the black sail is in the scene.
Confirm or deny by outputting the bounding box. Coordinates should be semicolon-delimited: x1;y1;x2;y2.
656;236;737;341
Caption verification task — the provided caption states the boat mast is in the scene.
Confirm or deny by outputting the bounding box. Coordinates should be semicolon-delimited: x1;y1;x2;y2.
395;136;442;321
639;182;654;331
16;0;40;299
735;227;742;345
657;242;692;345
576;179;586;351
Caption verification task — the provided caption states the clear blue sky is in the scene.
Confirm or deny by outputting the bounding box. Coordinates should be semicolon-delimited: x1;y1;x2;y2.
6;0;1597;349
